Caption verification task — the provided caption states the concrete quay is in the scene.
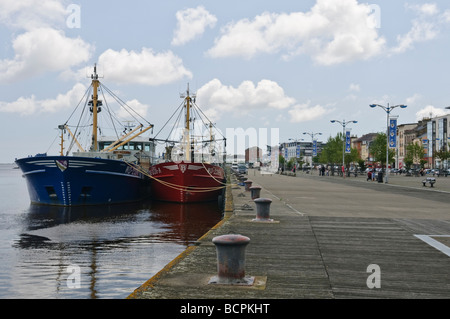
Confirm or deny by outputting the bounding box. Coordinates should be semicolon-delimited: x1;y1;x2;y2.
128;169;450;300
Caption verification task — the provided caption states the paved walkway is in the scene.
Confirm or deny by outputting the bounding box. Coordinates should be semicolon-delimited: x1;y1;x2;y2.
129;169;450;301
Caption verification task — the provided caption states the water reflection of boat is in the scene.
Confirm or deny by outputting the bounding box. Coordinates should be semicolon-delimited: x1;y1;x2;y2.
21;201;222;244
23;200;151;230
13;200;222;298
149;201;223;245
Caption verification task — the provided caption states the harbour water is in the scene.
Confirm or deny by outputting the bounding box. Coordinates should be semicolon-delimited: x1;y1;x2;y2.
0;163;223;299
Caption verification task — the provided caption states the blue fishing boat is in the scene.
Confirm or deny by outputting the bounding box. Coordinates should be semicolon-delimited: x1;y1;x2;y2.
15;65;155;206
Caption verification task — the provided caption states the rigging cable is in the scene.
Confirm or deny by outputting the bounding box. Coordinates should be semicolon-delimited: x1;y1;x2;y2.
152;99;185;139
98;84;120;140
66;85;92;155
100;83;152;127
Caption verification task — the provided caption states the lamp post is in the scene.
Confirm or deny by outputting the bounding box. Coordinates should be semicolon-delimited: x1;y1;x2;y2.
369;103;407;183
330;120;357;177
303;132;322;168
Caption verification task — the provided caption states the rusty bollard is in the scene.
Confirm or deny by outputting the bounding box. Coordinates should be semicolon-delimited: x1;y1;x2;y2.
249;185;261;199
244;180;252;191
209;234;254;285
253;198;273;222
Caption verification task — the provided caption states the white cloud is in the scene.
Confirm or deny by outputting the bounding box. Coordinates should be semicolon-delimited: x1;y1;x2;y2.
116;99;149;120
0;83;87;115
98;48;192;86
443;10;450;23
197;78;296;121
406;93;422;105
416;105;449;121
0;83;151;120
197;78;332;124
0;0;67;30
207;0;386;65
288;101;332;123
392;19;438;54
349;83;360;92
406;3;439;16
0;28;92;83
391;3;450;54
172;6;217;46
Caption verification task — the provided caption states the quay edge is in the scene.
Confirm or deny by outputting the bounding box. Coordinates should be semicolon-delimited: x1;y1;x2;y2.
126;170;234;299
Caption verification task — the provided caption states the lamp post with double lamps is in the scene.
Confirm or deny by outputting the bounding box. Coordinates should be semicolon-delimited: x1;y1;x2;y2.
330;120;358;177
369;103;407;183
303;132;322;168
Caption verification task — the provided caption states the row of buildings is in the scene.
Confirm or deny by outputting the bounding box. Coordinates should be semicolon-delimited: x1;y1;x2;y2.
244;113;449;170
356;114;449;169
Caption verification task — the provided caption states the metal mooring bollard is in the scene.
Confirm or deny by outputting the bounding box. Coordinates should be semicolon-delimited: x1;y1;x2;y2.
249;185;261;199
244;180;252;191
253;198;273;221
209;234;254;285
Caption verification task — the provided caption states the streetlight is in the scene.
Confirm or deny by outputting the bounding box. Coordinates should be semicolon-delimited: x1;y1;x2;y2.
303;132;322;168
330;120;358;177
369;103;407;183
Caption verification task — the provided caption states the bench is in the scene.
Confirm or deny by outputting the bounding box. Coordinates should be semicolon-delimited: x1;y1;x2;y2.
422;177;436;187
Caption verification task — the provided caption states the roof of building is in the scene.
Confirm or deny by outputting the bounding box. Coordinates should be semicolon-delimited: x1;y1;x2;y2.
354;133;378;142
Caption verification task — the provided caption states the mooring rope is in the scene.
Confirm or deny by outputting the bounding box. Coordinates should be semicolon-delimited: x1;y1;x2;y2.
125;161;228;193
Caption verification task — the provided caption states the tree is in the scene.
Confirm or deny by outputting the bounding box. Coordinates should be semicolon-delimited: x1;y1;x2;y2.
357;159;366;172
319;132;360;166
287;157;297;170
369;133;395;168
278;153;285;168
344;148;360;166
319;132;344;164
405;142;425;167
435;149;450;169
404;157;413;171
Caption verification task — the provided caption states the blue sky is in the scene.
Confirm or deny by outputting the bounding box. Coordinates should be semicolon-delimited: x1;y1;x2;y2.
1;0;450;162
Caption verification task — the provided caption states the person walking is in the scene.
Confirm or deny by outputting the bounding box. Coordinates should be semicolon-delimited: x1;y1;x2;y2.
367;169;372;181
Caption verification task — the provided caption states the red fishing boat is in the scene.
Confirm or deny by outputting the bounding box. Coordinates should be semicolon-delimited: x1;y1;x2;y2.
149;85;226;203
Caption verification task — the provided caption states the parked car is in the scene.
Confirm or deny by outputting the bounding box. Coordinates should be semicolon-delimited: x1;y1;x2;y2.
237;164;247;174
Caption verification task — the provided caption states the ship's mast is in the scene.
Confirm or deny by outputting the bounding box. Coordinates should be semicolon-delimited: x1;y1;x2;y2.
183;84;195;163
59;125;65;156
186;85;190;162
209;122;214;156
91;64;99;151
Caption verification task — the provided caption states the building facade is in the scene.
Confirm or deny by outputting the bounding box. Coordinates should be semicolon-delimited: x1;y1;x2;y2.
353;133;378;164
280;140;324;166
397;123;419;169
425;114;449;168
245;146;262;164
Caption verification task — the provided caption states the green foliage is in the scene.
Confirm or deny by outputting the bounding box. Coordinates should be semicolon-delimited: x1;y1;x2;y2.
405;142;425;165
319;133;344;164
278;153;285;166
404;157;413;170
344;148;360;165
369;133;395;166
357;159;366;171
319;132;360;165
435;149;450;162
287;157;297;170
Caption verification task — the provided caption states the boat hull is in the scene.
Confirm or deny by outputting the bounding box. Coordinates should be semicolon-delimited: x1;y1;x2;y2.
15;155;150;206
149;161;225;203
